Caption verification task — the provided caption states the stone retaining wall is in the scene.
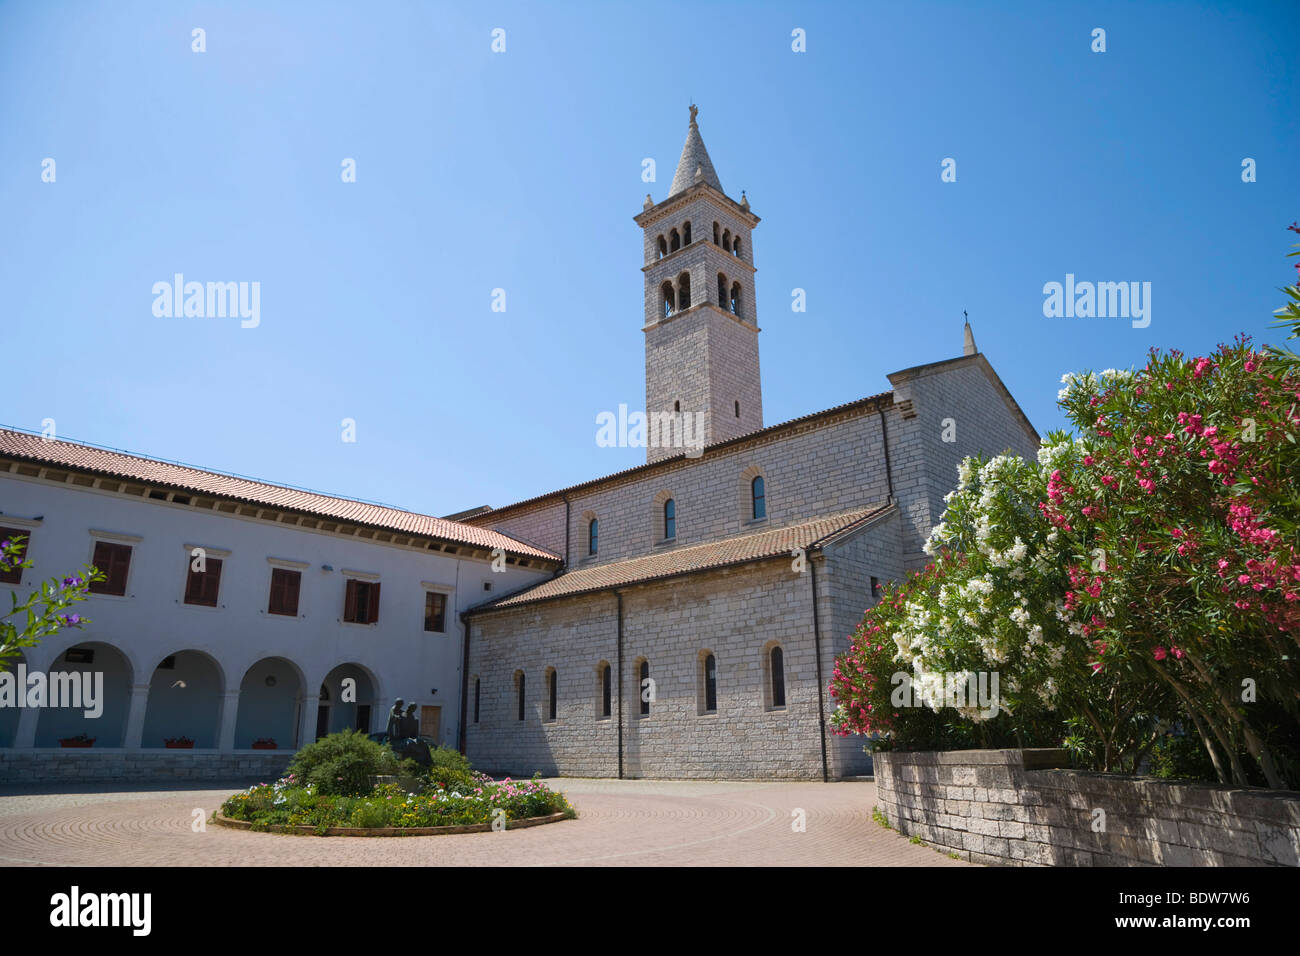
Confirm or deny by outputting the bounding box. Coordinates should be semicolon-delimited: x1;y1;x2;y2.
873;748;1300;866
0;750;291;784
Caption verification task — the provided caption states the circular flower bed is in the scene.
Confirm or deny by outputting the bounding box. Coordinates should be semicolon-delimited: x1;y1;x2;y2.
216;771;575;836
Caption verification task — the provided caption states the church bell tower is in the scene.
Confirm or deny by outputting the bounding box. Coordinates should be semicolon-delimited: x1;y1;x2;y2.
634;106;763;462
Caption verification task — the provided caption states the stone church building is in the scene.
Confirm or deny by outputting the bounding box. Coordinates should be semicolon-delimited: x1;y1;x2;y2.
458;108;1039;780
0;108;1036;784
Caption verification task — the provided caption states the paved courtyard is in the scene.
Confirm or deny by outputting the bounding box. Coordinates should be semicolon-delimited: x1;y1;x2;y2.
0;777;968;867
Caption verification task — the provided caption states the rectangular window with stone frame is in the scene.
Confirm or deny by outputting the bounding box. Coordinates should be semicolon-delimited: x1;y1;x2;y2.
344;579;380;624
424;591;447;632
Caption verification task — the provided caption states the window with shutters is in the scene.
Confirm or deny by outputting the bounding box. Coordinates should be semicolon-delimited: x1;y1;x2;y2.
268;568;301;616
89;541;132;596
184;556;223;607
343;578;381;624
424;591;447;632
0;528;29;585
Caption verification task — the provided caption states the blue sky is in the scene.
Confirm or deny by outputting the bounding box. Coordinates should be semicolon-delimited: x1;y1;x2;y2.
1;0;1296;518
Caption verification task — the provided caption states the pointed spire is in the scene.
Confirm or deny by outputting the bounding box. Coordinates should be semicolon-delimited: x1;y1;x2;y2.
669;104;723;197
962;311;978;356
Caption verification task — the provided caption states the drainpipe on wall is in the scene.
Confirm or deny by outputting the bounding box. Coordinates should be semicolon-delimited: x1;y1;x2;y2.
809;557;830;783
616;589;624;779
879;407;895;505
562;493;571;567
458;613;471;755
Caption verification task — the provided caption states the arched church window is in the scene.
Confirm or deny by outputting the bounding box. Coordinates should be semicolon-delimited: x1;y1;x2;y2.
664;498;676;540
661;281;675;318
548;668;558;721
601;663;612;718
683;221;692;244
670;228;681;252
516;671;526;721
703;654;718;713
658;236;667;259
588;518;598;556
730;282;742;318
735;400;740;418
752;476;766;520
722;229;731;252
713;222;720;245
733;238;742;258
674;400;680;412
717;273;727;308
473;678;480;723
677;272;691;309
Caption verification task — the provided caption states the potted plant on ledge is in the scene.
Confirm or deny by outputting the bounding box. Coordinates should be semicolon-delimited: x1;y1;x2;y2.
164;736;195;749
58;734;95;748
251;737;277;750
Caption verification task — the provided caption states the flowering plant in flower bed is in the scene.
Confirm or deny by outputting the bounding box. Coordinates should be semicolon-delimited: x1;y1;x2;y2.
830;237;1300;788
220;771;573;831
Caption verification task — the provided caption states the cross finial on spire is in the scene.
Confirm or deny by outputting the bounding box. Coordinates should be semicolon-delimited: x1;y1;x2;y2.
689;103;699;126
962;311;978;356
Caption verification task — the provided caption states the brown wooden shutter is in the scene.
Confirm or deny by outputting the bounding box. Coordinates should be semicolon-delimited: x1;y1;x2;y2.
285;570;300;615
268;570;283;613
93;543;131;596
184;564;202;603
203;558;223;605
344;579;358;622
368;582;381;623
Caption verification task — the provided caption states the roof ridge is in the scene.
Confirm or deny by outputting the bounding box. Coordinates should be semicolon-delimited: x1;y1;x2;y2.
0;426;561;562
0;424;414;514
468;503;890;614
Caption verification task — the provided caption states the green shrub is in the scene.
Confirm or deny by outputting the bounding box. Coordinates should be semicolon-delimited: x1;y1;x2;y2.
349;799;395;828
1150;730;1228;784
428;746;472;774
285;729;400;796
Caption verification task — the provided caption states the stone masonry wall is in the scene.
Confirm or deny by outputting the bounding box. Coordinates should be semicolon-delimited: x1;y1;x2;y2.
471;402;894;567
888;355;1041;571
819;509;905;777
0;750;291;784
467;558;833;779
874;749;1300;866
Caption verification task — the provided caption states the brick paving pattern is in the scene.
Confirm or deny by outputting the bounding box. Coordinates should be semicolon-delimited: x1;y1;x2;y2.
0;778;970;867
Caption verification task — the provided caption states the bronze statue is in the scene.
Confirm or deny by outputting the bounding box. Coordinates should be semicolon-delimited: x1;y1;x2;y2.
386;698;405;740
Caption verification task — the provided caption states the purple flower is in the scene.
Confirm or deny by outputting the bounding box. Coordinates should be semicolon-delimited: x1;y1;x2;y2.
63;576;83;588
60;614;82;626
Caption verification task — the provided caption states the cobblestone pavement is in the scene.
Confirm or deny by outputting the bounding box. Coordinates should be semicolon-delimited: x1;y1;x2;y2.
0;778;970;866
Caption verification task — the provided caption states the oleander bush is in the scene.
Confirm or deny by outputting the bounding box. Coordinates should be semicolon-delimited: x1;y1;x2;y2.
830;233;1300;788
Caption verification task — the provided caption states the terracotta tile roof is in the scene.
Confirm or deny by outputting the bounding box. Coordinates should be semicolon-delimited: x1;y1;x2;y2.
462;390;894;524
469;504;893;614
0;428;561;563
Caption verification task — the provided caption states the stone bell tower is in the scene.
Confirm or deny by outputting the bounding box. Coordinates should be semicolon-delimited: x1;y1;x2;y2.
634;105;763;462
